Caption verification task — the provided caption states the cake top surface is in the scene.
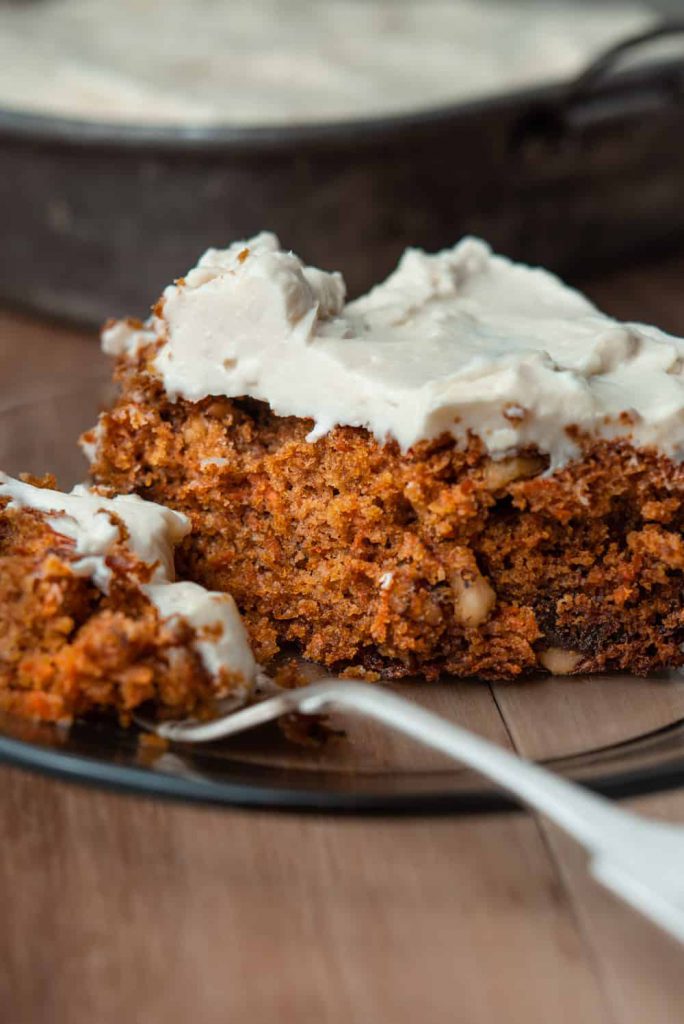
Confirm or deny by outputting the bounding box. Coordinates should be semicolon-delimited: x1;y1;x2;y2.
105;232;684;466
0;473;256;689
0;1;649;127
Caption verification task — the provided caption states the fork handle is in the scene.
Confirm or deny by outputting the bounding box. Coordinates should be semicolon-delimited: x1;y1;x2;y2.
150;678;684;944
299;681;638;851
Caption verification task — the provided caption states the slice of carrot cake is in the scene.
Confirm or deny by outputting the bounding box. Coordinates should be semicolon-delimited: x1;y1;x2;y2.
84;233;684;681
0;473;255;722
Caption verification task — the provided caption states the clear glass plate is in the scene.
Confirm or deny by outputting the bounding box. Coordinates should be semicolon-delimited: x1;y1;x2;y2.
2;381;684;814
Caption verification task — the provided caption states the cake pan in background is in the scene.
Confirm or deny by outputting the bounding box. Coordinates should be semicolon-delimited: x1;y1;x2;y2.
1;23;684;326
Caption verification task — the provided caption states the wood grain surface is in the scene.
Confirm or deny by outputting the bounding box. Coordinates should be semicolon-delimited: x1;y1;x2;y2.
1;254;684;1024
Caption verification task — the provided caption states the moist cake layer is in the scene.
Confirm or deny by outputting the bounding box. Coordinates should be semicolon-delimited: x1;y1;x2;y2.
87;369;684;680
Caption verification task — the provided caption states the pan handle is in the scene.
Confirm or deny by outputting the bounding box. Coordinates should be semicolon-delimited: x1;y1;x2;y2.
567;20;684;105
513;20;684;150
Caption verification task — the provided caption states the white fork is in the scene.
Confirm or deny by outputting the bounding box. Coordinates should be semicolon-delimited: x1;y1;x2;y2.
137;678;684;946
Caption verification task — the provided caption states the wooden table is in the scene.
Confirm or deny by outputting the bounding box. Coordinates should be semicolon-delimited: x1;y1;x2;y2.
1;255;684;1024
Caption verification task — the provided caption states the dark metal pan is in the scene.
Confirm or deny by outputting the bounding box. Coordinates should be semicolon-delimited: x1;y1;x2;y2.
2;23;684;325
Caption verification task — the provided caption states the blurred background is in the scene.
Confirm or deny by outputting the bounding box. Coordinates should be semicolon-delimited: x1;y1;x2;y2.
1;0;684;323
0;0;666;124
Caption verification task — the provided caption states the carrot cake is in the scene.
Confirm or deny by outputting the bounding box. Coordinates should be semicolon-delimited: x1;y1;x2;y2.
0;472;255;722
83;232;684;681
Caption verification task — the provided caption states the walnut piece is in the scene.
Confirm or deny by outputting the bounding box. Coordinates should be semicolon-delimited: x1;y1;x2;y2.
539;647;582;675
449;548;497;627
483;455;545;491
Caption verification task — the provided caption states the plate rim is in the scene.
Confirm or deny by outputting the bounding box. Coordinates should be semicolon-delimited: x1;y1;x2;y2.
2;721;684;816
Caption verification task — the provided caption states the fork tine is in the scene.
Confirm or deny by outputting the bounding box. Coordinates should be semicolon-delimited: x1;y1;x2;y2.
136;687;304;742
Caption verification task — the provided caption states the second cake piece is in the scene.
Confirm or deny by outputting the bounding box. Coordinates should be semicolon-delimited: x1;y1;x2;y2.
0;473;255;722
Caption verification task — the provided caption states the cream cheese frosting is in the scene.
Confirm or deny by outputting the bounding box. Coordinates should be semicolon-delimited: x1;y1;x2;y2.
143;581;256;692
0;473;186;590
0;473;256;693
103;232;684;467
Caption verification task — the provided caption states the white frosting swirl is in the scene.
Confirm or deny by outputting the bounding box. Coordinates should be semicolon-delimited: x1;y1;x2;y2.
117;232;684;467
